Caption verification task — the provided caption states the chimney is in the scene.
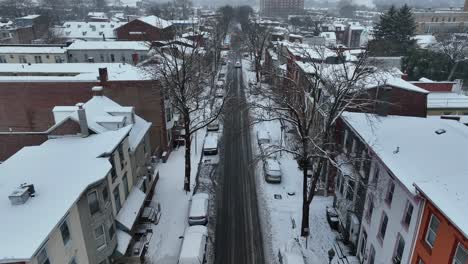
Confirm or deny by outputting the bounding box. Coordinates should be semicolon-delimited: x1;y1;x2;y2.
76;103;89;137
401;71;409;81
98;67;108;84
376;86;392;116
92;86;104;96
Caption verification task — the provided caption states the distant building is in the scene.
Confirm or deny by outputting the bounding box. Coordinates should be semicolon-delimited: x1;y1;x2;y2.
55;21;126;42
0;44;67;63
115;16;175;41
413;8;468;34
0;15;49;44
66;41;151;64
260;0;305;17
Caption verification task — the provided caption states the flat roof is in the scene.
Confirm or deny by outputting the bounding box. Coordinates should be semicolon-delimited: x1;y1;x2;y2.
342;112;468;237
0;46;67;54
0;63;151;81
0;126;131;261
67;41;150;51
427;92;468;109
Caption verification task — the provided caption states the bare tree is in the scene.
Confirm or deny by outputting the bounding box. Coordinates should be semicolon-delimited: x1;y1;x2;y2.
244;20;270;83
433;34;468;81
251;47;382;237
146;35;228;192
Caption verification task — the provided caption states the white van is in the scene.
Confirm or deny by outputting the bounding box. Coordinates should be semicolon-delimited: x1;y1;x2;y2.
188;193;209;225
264;158;282;183
178;226;208;264
203;133;219;155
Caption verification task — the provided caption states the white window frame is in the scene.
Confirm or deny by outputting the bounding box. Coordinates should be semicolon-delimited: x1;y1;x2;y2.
402;201;414;228
425;214;440;248
453;243;467;264
60;219;72;246
94;224;106;250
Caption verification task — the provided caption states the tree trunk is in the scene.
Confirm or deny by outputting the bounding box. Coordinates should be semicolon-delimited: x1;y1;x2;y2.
301;158;310;237
184;120;192;192
447;61;459;81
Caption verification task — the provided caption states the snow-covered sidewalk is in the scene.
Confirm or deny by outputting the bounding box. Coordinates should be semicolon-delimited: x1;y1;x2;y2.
146;129;206;264
243;58;342;264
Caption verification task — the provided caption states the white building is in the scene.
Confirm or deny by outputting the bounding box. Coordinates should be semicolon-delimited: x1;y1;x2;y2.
337;112;468;264
66;41;150;64
0;45;67;63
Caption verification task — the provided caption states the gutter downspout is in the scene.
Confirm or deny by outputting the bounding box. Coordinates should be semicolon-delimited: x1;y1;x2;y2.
408;190;426;263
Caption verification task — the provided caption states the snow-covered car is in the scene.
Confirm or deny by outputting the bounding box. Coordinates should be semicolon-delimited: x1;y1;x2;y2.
257;130;271;145
188;193;209;226
216;80;224;89
264;158;282;183
203;133;219;155
178;225;208;264
207;119;220;131
235;61;241;68
215;89;225;98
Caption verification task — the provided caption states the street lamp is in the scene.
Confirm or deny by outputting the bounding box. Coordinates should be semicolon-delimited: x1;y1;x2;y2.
328;248;335;264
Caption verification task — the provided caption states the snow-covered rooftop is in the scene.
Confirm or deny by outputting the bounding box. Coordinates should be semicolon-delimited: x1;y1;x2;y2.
116;187;146;231
342;112;468;237
427;92;468;109
53;95;152;150
137;15;172;29
0;126;131;261
413;35;437;49
0;46;67;54
57;21;125;40
67;41;150;51
0;63;150;81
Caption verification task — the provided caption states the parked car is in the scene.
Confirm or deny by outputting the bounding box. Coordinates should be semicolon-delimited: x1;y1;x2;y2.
235;61;241;68
264;158;282;183
215;89;225;98
203;133;219;155
188;193;209;226
257;130;271;145
216;80;224;89
178;226;208;264
207;119;220;131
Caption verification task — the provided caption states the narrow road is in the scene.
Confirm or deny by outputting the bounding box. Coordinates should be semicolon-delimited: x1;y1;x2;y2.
214;49;265;264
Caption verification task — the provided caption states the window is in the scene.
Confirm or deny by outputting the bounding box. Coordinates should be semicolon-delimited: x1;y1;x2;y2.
385;181;395;206
339;173;345;195
110;54;115;62
166;107;172;122
393;234;405;264
102;187;109;203
425;214;440;248
34;56;42;63
403;201;413;227
121;55;126;62
94;225;106;250
453;17;456;22
118;146;125;169
453;243;467;264
113;186;121;212
0;55;6;63
19;55;27;63
372;165;379;185
359;230;367;258
336;173;342;193
54;56;63;63
108;223;115;239
366;195;374;222
37;247;50;264
60;220;71;245
88;190;100;215
368;245;376;264
69;257;77;264
123;173;129;198
379;213;388;241
110;157;117;182
100;54;105;62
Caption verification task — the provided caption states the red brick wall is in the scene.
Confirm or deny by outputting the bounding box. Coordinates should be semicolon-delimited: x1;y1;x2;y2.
411;82;455;92
411;200;468;264
0;80;168;157
0;133;47;161
116;20;175;41
361;87;428;117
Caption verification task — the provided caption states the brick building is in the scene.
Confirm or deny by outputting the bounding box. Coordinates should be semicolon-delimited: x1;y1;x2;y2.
0;63;173;161
116;16;175;41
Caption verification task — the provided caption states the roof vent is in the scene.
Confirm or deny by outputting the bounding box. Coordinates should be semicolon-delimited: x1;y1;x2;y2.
9;183;35;205
435;129;446;135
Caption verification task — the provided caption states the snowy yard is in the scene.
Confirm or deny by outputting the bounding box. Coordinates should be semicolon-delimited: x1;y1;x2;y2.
243;58;343;264
145;128;206;264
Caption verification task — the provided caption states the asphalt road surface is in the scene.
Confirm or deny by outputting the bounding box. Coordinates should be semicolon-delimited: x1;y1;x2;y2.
213;49;265;264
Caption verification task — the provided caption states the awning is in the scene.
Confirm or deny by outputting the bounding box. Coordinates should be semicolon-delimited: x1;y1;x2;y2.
116;230;132;256
116;187;146;232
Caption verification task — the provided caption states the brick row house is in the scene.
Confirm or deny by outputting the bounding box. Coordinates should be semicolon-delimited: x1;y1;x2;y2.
332;112;468;264
115;16;175;42
0;63;174;162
